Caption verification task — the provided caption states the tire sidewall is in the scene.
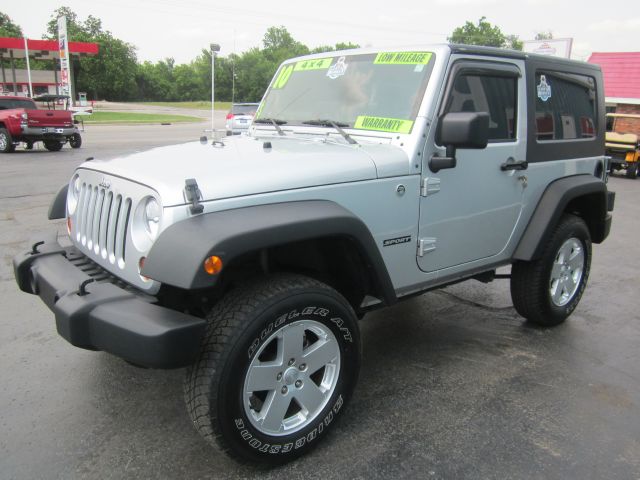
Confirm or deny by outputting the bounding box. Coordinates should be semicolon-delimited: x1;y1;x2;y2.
541;217;592;321
44;140;63;152
70;133;82;148
0;129;12;153
216;288;360;464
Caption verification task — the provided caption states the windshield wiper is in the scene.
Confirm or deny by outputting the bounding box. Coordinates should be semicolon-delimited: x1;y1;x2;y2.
302;119;358;145
254;117;286;136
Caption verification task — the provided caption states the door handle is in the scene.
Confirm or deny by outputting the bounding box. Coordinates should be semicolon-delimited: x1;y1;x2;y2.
500;157;528;171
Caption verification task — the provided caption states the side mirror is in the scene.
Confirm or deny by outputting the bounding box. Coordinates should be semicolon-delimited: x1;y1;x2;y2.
430;112;490;173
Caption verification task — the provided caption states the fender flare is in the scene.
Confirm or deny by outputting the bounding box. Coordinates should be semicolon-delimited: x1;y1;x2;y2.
513;174;609;261
48;184;68;220
142;200;397;304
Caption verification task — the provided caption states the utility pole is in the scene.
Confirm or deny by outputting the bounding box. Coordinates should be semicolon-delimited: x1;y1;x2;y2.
210;43;220;135
23;38;33;97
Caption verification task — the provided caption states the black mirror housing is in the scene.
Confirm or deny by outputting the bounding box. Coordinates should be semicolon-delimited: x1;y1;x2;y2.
437;112;490;150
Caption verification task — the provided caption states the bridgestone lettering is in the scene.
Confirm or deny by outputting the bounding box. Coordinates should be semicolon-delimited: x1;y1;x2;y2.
233;394;345;454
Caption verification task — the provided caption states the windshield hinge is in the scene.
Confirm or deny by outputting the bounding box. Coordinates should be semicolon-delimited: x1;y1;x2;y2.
420;177;441;197
184;178;204;214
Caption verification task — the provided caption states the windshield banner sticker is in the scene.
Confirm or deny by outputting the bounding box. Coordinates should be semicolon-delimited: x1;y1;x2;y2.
327;57;348;79
537;75;552;102
374;52;432;65
294;58;332;71
273;65;294;89
354;116;414;134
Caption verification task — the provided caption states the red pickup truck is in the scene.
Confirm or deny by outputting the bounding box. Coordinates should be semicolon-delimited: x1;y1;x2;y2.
0;95;82;153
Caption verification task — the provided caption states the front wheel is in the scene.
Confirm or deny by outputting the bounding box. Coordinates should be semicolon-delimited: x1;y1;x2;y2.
626;162;638;179
69;133;82;149
184;274;361;465
511;214;592;327
43;140;63;152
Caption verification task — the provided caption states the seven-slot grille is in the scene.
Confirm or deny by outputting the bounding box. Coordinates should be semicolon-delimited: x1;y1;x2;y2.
74;181;132;269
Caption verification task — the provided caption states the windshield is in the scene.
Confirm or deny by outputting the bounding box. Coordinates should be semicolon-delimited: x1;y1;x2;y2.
0;98;37;110
256;51;434;134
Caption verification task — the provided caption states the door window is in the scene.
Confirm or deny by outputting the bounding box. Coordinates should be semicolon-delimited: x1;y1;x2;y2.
443;73;517;142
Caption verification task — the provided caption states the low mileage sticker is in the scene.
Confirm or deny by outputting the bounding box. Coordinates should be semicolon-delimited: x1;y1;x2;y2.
374;52;432;65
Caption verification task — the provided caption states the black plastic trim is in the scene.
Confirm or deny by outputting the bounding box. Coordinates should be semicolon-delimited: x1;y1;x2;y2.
13;236;206;369
48;184;68;220
513;175;611;261
143;200;397;305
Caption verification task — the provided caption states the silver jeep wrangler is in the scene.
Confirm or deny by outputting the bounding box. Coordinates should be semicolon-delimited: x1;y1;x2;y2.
14;44;614;465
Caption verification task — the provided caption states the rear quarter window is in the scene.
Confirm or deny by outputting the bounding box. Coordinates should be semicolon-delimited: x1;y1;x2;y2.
535;72;597;141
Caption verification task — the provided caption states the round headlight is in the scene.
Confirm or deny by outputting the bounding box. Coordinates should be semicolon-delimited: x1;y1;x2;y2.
143;197;161;238
67;174;81;215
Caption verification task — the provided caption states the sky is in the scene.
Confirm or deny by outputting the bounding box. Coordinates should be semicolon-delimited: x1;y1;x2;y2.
4;0;639;64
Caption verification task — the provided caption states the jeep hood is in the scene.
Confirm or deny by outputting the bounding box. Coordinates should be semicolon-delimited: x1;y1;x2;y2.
81;135;411;206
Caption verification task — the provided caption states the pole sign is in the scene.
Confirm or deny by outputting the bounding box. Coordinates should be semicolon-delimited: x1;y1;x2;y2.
523;38;573;59
57;16;73;105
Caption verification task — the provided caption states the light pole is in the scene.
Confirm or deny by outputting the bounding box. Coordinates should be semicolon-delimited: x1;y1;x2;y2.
210;43;220;135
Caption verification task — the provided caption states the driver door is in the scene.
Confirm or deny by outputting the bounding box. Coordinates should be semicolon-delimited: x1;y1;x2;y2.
417;59;527;273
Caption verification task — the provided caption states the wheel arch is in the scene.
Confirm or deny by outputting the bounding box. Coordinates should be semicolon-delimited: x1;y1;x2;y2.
143;200;397;307
48;184;68;220
513;174;609;261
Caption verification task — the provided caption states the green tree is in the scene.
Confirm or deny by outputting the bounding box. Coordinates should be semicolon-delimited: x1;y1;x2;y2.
0;11;23;37
448;17;523;50
45;7;139;100
136;60;175;100
310;41;360;54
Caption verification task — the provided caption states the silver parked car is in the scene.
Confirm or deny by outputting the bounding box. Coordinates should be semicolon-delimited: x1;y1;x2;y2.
225;102;259;135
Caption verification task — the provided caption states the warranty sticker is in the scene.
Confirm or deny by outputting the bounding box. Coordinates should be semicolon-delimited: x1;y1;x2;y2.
354;116;414;134
374;52;432;65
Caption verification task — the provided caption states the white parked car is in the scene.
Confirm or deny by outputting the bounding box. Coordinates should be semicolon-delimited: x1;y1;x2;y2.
225;102;259;135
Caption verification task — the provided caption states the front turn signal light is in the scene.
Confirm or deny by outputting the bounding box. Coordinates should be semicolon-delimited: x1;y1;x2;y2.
204;256;223;275
138;256;151;282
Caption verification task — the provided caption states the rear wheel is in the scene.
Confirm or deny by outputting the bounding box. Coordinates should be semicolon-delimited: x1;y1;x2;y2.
43;140;63;152
511;214;591;327
184;274;360;465
69;133;82;149
626;162;638;179
0;128;15;153
24;141;33;150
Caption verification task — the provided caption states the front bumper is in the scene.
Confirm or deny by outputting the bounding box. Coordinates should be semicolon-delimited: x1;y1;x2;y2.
13;234;206;368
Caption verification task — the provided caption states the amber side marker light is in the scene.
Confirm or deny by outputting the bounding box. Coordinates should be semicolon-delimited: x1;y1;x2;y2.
204;256;223;275
138;256;151;282
66;217;72;236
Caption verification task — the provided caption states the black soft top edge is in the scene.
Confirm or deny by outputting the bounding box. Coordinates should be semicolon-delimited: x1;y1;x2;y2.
448;44;602;72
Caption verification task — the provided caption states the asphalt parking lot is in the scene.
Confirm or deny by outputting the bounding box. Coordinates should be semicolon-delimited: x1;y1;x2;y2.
1;123;639;479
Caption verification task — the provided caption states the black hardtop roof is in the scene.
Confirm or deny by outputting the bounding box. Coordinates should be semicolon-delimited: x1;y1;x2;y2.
448;44;602;72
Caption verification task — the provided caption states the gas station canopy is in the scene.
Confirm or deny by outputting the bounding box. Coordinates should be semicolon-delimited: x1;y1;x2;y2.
0;37;99;59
